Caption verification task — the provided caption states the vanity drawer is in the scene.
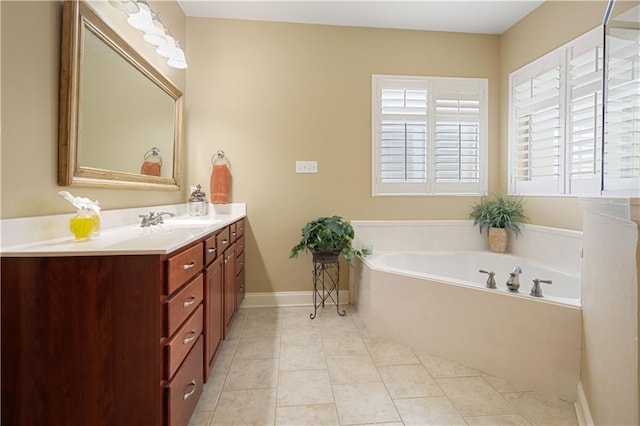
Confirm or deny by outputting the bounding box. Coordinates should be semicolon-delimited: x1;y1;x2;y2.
166;337;203;426
236;235;245;255
166;274;203;338
167;244;203;295
229;222;238;244
236;219;245;238
165;305;203;380
235;250;245;273
204;233;218;265
216;227;230;253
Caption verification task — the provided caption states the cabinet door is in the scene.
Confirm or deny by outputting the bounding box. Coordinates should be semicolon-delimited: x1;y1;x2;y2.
223;244;236;334
204;256;223;380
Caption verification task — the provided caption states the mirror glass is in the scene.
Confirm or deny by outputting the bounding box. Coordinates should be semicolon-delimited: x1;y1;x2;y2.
59;0;183;190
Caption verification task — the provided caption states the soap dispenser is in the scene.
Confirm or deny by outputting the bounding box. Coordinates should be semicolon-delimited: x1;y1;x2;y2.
188;184;208;216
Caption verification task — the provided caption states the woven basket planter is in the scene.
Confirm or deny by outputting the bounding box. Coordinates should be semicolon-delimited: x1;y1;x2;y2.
312;249;340;263
488;228;508;253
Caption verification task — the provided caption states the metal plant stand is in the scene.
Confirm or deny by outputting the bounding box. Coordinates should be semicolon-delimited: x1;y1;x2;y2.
310;255;346;319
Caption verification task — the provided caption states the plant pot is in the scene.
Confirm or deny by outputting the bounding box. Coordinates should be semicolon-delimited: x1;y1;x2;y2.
488;227;508;253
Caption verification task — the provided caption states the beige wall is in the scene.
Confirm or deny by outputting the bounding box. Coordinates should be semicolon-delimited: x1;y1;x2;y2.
0;1;187;219
185;18;501;293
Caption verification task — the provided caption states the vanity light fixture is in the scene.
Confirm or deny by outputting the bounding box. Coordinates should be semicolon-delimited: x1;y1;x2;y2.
110;0;188;69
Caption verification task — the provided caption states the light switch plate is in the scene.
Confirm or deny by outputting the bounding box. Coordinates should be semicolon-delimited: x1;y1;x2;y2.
296;161;318;173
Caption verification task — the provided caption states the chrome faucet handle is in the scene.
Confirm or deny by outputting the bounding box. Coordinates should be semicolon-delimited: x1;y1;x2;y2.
530;278;552;298
139;214;151;227
479;270;497;289
512;266;522;275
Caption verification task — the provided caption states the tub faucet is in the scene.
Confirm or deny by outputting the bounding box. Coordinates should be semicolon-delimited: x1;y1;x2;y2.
479;270;497;289
530;278;552;297
506;266;522;292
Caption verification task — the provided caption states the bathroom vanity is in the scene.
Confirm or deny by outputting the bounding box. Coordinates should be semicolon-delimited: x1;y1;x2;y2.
0;209;245;426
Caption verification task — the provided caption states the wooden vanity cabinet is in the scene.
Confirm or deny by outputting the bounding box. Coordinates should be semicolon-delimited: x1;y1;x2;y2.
1;255;165;426
204;249;224;381
1;217;246;426
223;243;237;333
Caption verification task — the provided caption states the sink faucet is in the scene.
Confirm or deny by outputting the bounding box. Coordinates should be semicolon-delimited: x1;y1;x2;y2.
139;211;175;227
506;266;522;292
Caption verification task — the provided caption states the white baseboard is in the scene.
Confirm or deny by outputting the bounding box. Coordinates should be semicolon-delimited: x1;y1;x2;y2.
241;290;350;308
575;382;594;426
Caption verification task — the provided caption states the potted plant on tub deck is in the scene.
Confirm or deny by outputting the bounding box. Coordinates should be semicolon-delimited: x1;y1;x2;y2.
469;194;529;253
289;215;361;263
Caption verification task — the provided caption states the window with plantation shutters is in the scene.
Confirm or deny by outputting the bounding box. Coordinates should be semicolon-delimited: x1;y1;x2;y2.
567;30;603;194
509;27;607;196
510;55;563;194
604;16;640;196
372;75;488;196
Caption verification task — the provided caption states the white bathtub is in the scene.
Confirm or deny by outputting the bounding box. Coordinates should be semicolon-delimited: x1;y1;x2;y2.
372;251;581;307
351;249;582;401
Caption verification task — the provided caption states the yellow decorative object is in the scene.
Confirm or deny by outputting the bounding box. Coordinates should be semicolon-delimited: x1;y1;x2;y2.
70;213;97;241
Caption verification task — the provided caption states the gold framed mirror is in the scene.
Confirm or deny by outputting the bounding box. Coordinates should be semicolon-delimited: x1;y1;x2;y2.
58;0;183;190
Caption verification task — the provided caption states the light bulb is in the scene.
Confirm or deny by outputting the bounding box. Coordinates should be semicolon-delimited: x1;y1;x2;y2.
126;2;153;31
157;35;177;58
167;47;188;69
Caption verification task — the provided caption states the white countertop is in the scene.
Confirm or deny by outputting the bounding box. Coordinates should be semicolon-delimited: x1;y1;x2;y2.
0;203;246;257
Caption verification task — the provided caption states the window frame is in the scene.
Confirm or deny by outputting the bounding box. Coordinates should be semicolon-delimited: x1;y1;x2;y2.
371;74;489;197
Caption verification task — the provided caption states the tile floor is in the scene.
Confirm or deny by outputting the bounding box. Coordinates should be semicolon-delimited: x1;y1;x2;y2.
190;306;578;426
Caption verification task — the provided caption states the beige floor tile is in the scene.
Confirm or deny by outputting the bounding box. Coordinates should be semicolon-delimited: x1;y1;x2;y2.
504;392;578;425
212;389;276;425
322;334;368;356
417;351;482;378
378;364;444;398
245;307;285;320
234;336;281;360
188;410;213;426
195;372;227;411
279;343;327;371
332;382;401;425
465;413;532;425
326;353;381;385
275;404;339;426
276;369;334;406
241;318;282;338
483;373;533;393
436;376;515;417
282;307;321;329
394;396;466;425
366;338;420;366
224;358;278;390
280;326;321;345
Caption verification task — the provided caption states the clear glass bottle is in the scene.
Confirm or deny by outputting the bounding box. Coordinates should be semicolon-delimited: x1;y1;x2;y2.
188;184;208;216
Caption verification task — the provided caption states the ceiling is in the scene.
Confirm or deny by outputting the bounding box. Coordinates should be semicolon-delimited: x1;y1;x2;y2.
177;0;545;35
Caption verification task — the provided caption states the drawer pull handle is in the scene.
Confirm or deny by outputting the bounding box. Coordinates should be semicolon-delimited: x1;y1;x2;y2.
182;261;196;270
183;331;197;344
183;296;196;308
183;380;197;400
232;231;237;236
207;247;216;253
222;239;228;245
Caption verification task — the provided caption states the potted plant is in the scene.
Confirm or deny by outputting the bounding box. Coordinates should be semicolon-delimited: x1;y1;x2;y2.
289;215;361;263
468;194;529;253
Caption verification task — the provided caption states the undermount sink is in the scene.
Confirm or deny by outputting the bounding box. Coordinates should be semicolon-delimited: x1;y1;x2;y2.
160;218;223;227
